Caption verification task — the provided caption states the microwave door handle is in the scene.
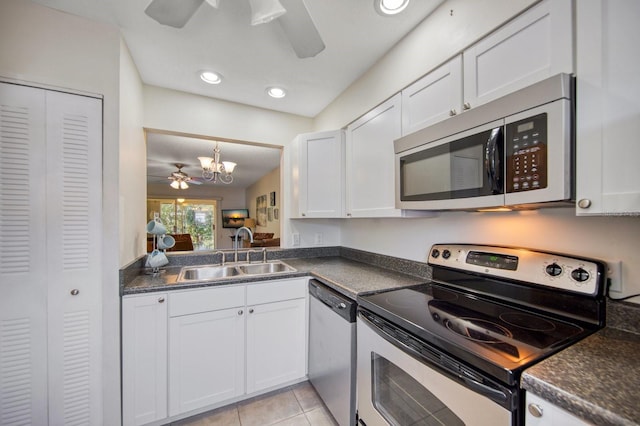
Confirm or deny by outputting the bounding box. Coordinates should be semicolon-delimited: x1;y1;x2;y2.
486;127;503;193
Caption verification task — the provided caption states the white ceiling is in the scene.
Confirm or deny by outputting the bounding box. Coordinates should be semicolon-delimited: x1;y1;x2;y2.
30;0;444;190
32;0;444;117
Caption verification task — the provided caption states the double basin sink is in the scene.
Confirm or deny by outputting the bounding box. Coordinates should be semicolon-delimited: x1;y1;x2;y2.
178;261;296;283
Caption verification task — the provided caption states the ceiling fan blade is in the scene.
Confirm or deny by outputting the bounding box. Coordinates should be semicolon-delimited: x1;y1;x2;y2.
144;0;205;28
278;0;325;58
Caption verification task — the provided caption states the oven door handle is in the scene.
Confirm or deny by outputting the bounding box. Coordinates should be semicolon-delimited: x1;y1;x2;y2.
462;375;508;403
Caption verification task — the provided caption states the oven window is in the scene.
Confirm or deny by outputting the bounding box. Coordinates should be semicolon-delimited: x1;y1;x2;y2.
371;353;465;426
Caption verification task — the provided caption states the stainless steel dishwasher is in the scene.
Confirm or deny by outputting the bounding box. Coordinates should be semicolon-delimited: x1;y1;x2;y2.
308;279;357;426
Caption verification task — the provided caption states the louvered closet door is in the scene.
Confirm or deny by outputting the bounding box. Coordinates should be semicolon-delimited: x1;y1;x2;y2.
45;91;102;426
0;83;49;426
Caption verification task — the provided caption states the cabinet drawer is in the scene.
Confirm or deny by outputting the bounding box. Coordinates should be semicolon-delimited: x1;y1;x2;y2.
247;278;307;305
169;285;245;317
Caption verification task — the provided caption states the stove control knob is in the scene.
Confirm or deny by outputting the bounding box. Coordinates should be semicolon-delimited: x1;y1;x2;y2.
571;267;590;282
431;249;440;258
432;312;440;322
442;249;451;259
545;263;563;277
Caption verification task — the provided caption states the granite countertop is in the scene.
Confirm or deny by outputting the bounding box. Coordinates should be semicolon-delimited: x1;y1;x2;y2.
521;301;640;426
123;255;429;299
123;248;640;424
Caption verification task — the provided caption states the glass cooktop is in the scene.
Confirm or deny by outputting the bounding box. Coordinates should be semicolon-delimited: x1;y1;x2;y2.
358;283;592;380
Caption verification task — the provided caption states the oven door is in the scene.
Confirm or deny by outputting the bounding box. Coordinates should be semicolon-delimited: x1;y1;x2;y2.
357;313;514;426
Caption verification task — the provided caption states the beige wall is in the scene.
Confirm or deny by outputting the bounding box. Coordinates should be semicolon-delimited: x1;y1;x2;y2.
0;0;122;422
246;167;281;239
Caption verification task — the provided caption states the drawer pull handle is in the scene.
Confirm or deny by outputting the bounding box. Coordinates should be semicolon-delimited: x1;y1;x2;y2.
238;310;243;316
249;308;255;314
70;289;79;296
578;199;592;209
528;403;543;418
158;297;165;303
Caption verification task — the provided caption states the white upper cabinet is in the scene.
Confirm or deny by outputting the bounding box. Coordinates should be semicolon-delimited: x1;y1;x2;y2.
463;0;573;110
575;0;640;215
402;55;463;135
346;94;404;218
297;130;345;218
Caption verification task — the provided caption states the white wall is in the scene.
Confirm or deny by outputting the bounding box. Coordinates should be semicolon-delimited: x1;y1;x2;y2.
341;209;640;297
313;0;539;130
0;0;122;422
119;40;147;266
141;85;346;249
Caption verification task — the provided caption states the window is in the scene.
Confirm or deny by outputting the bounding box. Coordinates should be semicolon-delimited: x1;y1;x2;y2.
147;198;217;251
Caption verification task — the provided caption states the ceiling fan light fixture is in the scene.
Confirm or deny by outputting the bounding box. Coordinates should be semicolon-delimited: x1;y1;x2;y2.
267;86;286;98
249;0;286;25
375;0;410;16
200;71;222;84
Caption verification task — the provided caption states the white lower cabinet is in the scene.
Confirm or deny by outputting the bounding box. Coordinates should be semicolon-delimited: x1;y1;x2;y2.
122;278;308;425
169;306;245;415
246;298;307;393
122;293;168;426
525;392;591;425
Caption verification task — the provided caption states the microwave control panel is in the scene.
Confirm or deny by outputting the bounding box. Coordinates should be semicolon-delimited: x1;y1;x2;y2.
505;113;548;193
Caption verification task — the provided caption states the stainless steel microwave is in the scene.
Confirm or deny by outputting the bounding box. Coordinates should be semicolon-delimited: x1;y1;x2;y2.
394;74;574;211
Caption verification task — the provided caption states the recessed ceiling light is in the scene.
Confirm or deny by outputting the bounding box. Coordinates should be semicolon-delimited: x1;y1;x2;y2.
266;87;286;98
374;0;410;16
200;71;222;84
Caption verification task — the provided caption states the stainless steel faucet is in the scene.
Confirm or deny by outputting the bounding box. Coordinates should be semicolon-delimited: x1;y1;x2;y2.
212;250;226;266
234;226;254;263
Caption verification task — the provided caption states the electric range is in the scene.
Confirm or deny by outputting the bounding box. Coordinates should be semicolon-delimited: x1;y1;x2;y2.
356;244;606;425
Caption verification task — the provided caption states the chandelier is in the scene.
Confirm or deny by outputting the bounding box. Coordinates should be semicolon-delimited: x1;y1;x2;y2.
198;142;237;184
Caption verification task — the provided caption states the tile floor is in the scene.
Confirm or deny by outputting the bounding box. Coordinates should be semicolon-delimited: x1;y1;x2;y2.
171;381;339;426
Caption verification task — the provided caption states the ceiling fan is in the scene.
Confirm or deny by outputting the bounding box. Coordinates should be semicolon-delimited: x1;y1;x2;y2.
144;0;326;58
166;163;202;189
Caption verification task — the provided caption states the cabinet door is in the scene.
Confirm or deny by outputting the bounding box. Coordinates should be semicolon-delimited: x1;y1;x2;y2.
0;83;49;426
45;90;103;426
246;298;306;394
463;0;573;110
122;294;168;426
576;0;640;215
526;392;591;426
169;307;245;416
401;55;463;135
298;130;345;218
346;94;403;217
